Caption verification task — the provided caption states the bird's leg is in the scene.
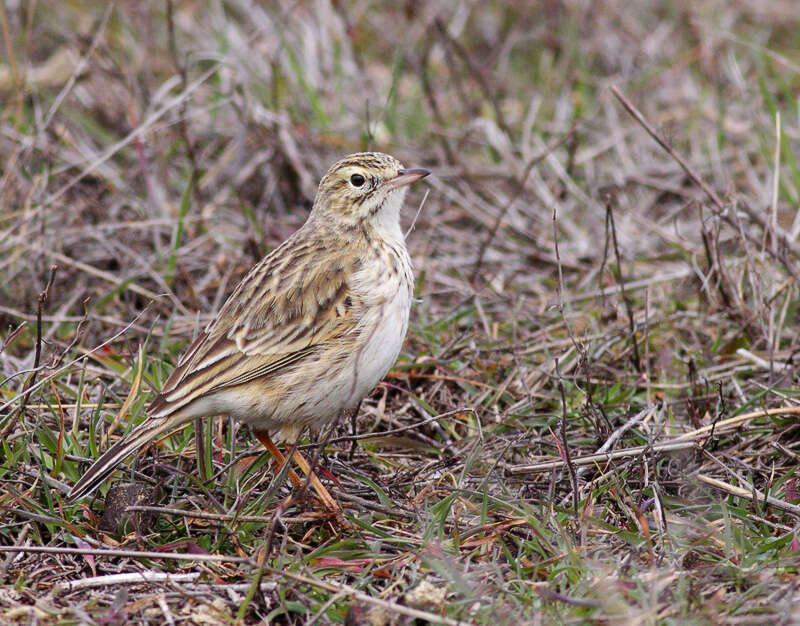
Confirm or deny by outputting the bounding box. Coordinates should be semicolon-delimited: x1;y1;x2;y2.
345;402;362;460
254;429;343;520
289;447;340;514
195;417;208;482
253;429;304;490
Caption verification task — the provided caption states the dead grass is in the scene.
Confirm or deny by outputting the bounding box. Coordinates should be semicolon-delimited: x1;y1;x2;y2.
1;1;799;624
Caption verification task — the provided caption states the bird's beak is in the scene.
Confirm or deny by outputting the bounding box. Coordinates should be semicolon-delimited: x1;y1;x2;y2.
385;167;430;190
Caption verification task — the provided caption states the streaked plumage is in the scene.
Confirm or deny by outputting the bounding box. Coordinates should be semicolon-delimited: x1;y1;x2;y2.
69;152;429;501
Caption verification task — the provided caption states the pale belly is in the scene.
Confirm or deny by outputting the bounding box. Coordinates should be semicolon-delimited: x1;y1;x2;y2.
193;274;411;438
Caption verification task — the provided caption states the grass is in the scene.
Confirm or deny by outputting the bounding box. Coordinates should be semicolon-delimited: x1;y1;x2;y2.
1;1;800;624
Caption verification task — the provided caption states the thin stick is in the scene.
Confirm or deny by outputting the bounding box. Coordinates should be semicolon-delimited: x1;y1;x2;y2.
126;505;334;525
0;546;251;563
56;572;200;593
606;200;641;372
405;189;429;238
509;440;699;474
551;205;583;514
0;321;26;356
552;207;583;355
0;525;29;584
610;85;724;209
325;408;473;445
770;111;780;253
697;474;800;516
555;360;579;516
18;265;57;415
508;405;800;474
595;407;653;457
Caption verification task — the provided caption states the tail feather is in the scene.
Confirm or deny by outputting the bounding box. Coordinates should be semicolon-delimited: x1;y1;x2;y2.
68;418;177;500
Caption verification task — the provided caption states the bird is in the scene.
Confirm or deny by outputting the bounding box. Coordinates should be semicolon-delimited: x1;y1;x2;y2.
69;152;430;513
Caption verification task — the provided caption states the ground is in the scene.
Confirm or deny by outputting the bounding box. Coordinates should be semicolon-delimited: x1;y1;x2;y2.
1;1;799;624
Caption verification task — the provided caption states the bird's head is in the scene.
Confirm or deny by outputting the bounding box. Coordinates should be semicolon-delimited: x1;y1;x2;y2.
311;152;429;233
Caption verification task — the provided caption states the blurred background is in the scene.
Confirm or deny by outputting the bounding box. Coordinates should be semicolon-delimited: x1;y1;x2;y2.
2;2;798;325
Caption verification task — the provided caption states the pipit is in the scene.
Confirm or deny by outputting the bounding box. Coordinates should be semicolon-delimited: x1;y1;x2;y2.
69;152;430;513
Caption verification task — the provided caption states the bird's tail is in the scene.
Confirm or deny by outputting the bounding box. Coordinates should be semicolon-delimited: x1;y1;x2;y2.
68;417;179;500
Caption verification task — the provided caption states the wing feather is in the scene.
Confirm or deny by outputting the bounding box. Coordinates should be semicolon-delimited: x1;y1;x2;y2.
147;229;361;418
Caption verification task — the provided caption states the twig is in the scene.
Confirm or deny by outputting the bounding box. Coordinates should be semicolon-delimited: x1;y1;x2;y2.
555;359;579;516
697;474;800;516
0;321;26;356
330;489;412;518
0;545;252;563
610;86;724;209
126;505;334;526
595;407;653;456
348;402;362;459
605;199;641;372
552;207;584;357
54;296;91;368
18;265;57;414
405;189;429;238
508;440;699;475
769;112;780;253
508;405;800;474
53;570;283;595
323;408;473;446
535;587;603;609
0;525;29;584
56;571;201;593
564;268;692;304
550;205;583;515
307;590;347;625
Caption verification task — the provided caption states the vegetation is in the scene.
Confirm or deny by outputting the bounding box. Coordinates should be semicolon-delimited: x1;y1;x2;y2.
1;1;799;623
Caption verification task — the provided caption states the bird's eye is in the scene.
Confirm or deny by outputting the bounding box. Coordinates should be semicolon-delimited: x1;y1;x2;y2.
350;173;366;187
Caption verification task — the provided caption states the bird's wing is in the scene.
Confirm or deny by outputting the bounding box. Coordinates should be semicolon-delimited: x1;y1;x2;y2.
147;233;362;418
